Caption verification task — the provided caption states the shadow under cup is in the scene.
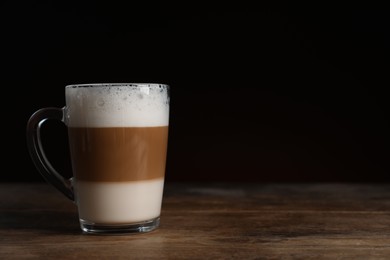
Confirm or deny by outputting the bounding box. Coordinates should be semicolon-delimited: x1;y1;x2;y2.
27;83;170;234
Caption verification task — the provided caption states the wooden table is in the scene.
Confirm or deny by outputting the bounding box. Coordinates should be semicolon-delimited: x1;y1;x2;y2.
1;182;390;259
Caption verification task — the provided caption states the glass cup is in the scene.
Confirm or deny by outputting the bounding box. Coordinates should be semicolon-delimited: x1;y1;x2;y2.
26;83;170;234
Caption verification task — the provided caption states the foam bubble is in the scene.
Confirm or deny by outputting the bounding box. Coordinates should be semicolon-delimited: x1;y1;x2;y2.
65;84;169;127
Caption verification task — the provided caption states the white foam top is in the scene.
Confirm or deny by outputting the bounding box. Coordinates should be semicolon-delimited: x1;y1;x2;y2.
65;84;169;127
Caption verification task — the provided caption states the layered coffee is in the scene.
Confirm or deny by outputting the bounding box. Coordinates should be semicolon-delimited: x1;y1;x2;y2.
65;84;169;224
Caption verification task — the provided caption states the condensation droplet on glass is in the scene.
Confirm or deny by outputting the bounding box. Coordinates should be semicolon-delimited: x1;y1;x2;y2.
97;98;105;106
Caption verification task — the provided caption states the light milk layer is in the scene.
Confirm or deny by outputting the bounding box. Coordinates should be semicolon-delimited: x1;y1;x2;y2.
74;178;164;224
65;84;169;127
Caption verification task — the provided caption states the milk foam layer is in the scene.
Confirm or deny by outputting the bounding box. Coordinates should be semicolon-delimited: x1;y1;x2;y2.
65;84;169;127
74;178;164;224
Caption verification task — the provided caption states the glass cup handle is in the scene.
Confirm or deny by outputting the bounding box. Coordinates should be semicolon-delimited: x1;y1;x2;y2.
26;107;74;201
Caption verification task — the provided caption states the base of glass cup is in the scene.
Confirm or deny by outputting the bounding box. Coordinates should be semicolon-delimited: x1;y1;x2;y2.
79;217;160;235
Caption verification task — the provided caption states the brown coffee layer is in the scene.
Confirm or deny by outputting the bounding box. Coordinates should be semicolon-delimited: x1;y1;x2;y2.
68;126;168;182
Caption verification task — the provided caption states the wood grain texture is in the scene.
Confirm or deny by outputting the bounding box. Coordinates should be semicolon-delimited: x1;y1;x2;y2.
1;182;390;259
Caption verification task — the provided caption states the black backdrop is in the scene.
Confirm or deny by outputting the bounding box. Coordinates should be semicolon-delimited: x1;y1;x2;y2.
2;2;389;182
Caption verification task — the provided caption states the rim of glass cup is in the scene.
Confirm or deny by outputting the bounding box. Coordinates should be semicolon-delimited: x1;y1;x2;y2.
65;83;169;89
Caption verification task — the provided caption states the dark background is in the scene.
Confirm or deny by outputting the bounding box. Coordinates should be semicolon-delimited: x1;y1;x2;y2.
2;2;389;182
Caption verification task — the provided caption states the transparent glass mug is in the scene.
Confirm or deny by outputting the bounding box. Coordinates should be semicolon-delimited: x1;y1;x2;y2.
26;83;170;234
